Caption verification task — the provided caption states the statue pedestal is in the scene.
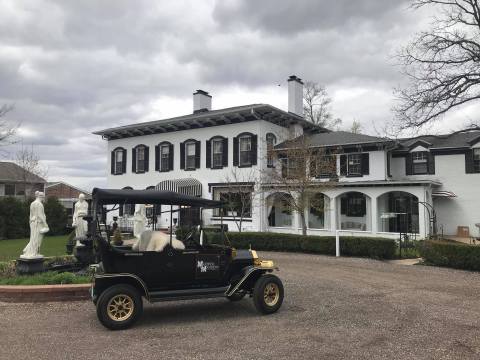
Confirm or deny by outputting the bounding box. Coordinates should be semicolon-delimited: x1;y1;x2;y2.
16;257;45;275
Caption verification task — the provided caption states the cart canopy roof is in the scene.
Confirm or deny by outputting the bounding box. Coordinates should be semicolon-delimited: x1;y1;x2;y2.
92;188;223;207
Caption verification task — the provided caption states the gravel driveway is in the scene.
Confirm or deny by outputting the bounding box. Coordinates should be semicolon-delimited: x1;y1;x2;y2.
1;252;480;360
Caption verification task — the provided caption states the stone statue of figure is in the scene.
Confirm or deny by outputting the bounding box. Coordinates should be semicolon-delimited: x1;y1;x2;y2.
21;191;49;259
72;193;89;246
133;204;147;239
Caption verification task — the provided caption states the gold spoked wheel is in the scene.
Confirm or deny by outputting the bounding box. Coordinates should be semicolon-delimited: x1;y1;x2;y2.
264;283;280;306
107;294;134;322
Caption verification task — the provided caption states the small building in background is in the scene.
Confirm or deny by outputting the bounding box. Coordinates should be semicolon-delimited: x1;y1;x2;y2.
0;161;46;198
45;182;91;222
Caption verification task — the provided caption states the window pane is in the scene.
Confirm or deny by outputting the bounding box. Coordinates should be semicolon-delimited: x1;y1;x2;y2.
116;150;123;162
348;154;361;175
239;136;251;166
160;145;169;171
137;147;145;161
4;184;15;196
187;143;195;155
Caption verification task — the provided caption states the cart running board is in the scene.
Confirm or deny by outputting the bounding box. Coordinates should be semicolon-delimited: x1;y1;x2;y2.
148;286;229;303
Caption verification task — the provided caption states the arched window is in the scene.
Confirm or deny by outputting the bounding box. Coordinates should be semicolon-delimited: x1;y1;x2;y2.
180;139;200;170
308;193;329;229
155;142;174;172
111;147;126;175
233;132;257;167
132;144;149;174
266;133;277;168
206;136;228;169
266;193;293;228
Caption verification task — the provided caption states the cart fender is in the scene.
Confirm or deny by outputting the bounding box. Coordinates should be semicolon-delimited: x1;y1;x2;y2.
226;266;272;297
93;273;149;301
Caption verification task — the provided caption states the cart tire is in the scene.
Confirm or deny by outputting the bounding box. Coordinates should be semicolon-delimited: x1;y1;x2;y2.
252;274;284;314
227;291;246;302
96;284;143;330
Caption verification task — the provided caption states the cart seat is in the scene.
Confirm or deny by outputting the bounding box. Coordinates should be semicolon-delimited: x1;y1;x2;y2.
132;230;185;252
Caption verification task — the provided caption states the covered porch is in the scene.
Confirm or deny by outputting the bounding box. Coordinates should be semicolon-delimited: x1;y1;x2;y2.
262;180;441;239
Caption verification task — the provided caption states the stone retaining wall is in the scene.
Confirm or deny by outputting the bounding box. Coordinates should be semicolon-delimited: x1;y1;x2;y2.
0;284;91;302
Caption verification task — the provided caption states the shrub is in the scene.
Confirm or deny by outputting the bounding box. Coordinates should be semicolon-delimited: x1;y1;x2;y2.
207;232;396;260
0;197;29;239
0;271;90;285
44;197;69;235
419;240;480;271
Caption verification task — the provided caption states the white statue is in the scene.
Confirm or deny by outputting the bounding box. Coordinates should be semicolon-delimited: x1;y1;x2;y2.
133;204;147;239
21;191;49;259
72;193;88;246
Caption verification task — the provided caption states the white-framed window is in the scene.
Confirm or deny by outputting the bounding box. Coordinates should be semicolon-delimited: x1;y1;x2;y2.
213;187;252;218
4;183;15;196
160;144;170;171
347;154;361;176
212;138;223;168
136;146;145;172
266;133;276;167
186;142;196;170
239;136;252;166
412;151;428;174
474;148;480;173
115;149;123;174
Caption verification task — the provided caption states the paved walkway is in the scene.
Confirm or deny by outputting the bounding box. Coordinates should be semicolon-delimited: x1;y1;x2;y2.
1;252;479;359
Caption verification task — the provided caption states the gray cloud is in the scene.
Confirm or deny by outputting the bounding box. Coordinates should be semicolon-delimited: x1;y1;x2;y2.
0;0;448;190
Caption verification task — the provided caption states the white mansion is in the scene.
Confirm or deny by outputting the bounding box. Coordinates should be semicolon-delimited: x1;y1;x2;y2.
95;76;480;239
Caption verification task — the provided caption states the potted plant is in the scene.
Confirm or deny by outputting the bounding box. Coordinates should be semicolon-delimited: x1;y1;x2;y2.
111;229;123;246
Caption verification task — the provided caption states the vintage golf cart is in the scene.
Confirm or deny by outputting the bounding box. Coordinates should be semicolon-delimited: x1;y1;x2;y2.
88;188;284;330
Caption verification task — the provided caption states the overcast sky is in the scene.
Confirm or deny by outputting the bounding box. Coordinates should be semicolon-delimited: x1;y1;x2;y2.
1;0;477;191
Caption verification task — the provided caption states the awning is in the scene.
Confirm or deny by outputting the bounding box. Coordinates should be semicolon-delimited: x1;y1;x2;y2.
156;178;202;197
432;190;457;198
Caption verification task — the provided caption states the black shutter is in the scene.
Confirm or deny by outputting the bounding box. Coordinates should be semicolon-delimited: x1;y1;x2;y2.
340;155;347;176
361;153;369;175
111;151;115;174
206;139;212;168
180;142;185;169
340;197;347;215
251;134;258;165
155;145;160;171
465;149;474;173
387;152;391;177
119;205;123;216
195;140;201;169
222;137;228;167
132;148;137;173
122;149;127;174
169;143;174;171
405;153;413;175
427;152;435;174
233;136;239;166
143;146;150;172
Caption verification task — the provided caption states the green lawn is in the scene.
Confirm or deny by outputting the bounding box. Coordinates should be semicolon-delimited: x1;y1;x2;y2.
0;235;69;262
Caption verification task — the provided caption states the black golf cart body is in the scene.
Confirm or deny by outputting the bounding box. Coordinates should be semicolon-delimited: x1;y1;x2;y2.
89;188;284;329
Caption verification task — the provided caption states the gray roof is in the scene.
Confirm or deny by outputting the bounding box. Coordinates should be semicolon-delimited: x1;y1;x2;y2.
276;131;391;149
94;104;327;140
0;162;46;183
398;130;480;150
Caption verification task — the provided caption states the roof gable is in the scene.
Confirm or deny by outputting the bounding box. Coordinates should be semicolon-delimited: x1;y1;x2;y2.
0;162;46;183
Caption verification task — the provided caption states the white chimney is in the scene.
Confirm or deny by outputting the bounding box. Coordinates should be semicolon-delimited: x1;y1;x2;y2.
193;89;212;113
287;75;303;117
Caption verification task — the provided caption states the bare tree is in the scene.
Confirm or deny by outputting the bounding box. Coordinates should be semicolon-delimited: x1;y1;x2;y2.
218;168;259;232
0;105;17;148
303;81;342;129
394;0;480;129
262;135;337;235
350;119;362;134
15;144;48;200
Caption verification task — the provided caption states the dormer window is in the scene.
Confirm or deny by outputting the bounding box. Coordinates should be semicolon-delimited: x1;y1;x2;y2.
412;151;428;174
111;147;126;175
132;145;149;174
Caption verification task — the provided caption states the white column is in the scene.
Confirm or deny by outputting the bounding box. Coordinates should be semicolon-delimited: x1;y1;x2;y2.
330;196;337;233
371;195;378;234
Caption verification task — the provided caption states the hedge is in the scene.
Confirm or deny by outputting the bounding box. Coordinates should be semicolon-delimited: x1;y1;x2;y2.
206;232;396;260
419;240;480;271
